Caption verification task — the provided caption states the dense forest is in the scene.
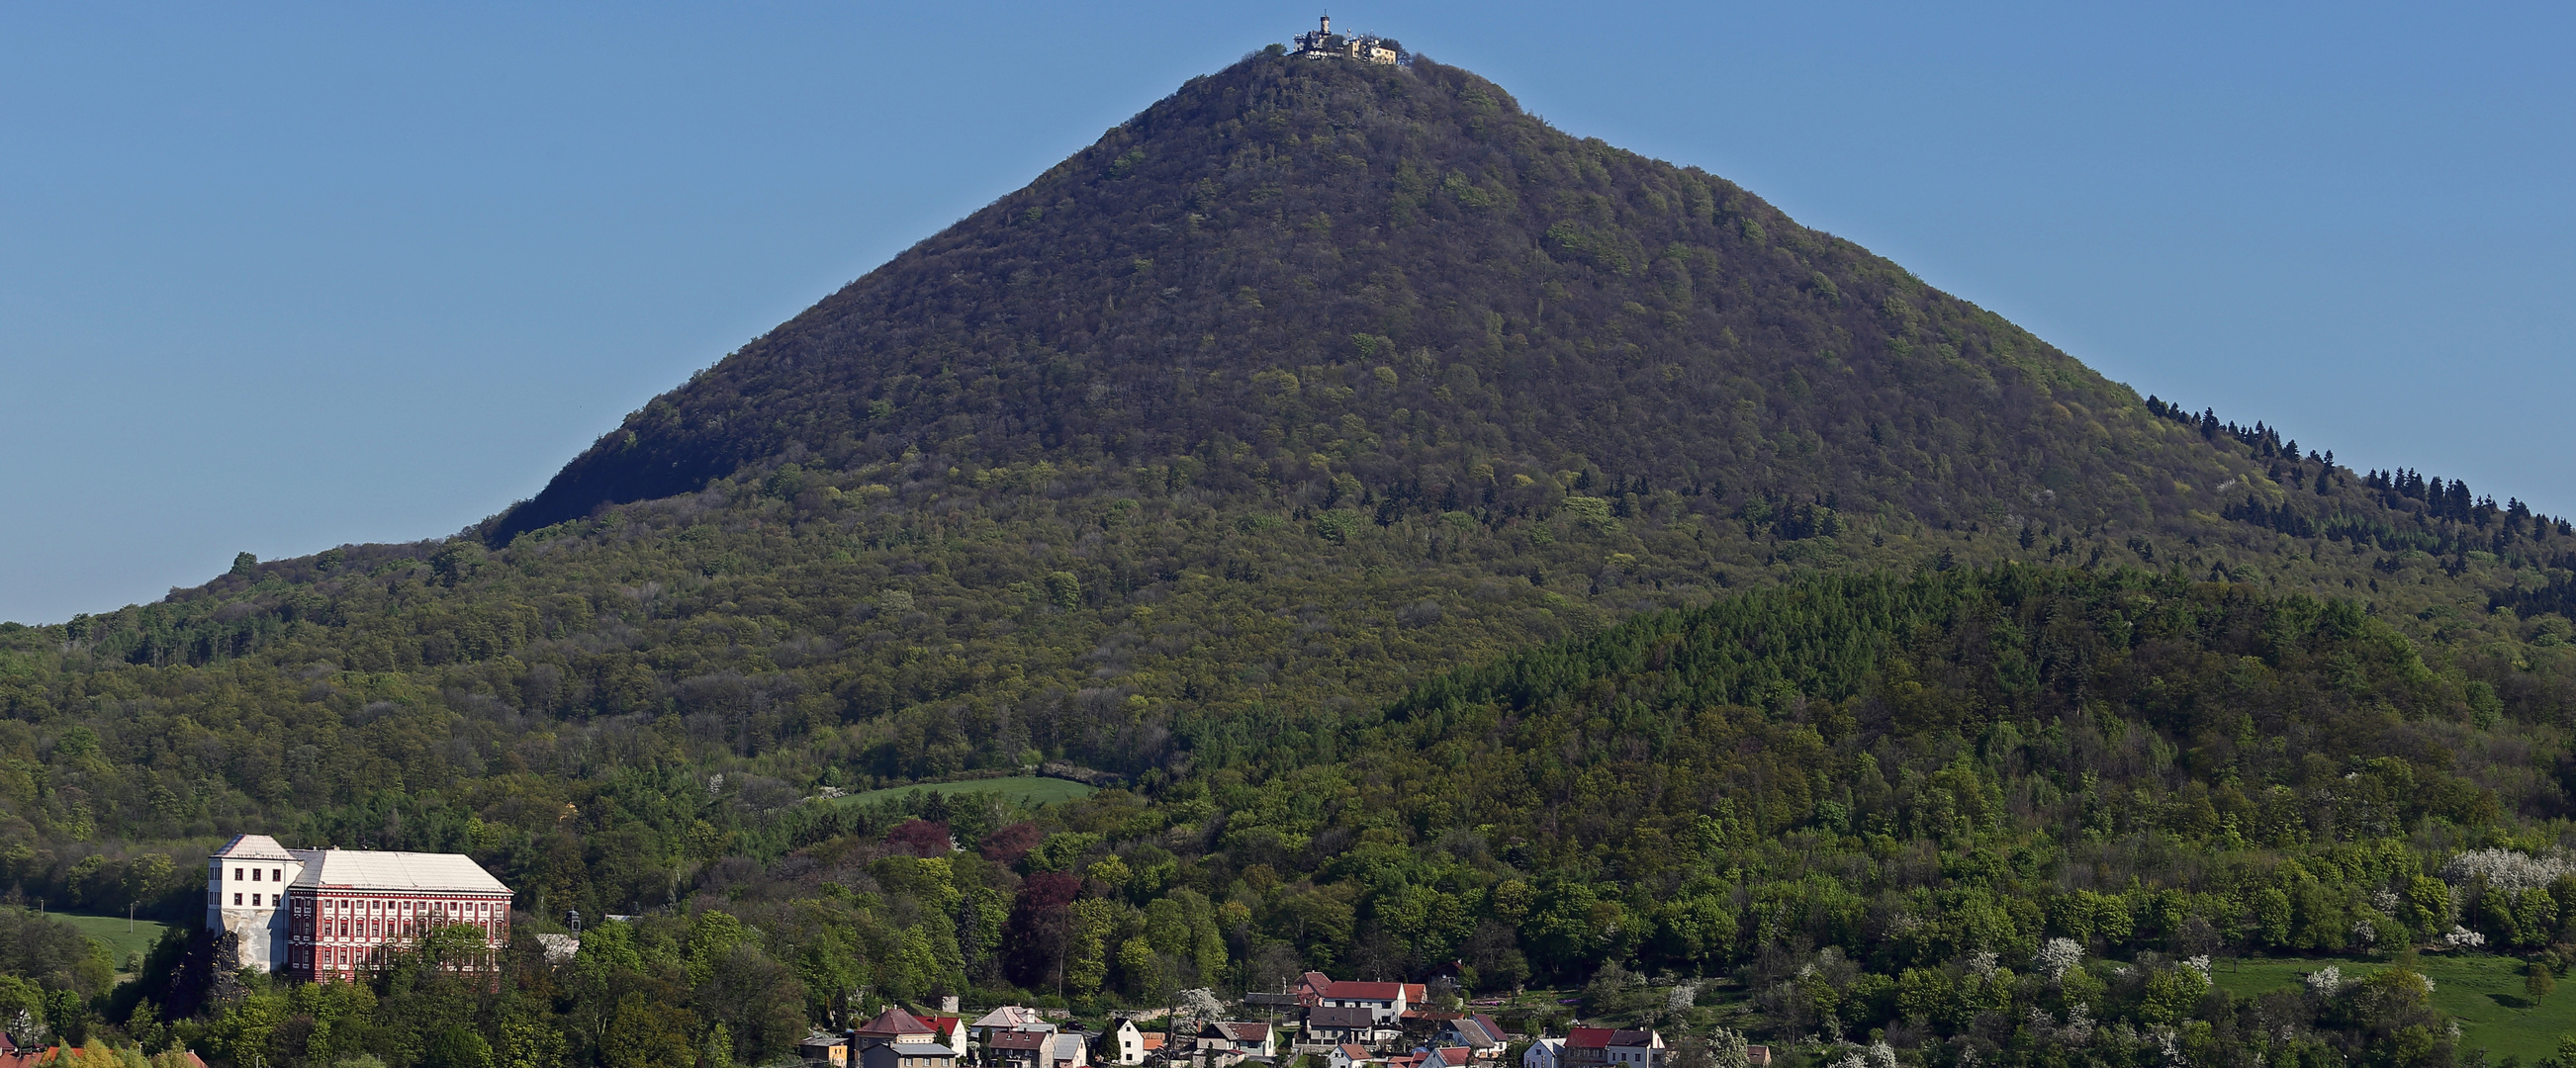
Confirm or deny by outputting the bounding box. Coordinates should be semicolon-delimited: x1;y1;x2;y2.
6;45;2576;1068
20;566;2576;1067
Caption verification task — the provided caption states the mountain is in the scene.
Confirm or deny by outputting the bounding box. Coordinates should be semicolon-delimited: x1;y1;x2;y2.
6;45;2576;1066
496;52;2312;546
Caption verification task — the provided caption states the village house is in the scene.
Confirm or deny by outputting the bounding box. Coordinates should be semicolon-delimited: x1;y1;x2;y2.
855;1007;939;1047
1315;981;1416;1024
801;1032;853;1067
1606;1030;1662;1068
1389;1047;1472;1068
863;1041;964;1068
1433;1016;1508;1061
925;1016;971;1058
1296;971;1334;1007
1101;1018;1164;1066
1303;1006;1400;1051
1519;1037;1562;1068
1328;1043;1379;1068
986;1030;1055;1068
1561;1029;1662;1068
1197;1021;1275;1065
973;1006;1056;1041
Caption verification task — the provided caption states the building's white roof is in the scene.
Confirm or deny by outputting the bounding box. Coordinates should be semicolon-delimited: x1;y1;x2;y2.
974;1007;1051;1029
289;847;510;894
211;834;299;861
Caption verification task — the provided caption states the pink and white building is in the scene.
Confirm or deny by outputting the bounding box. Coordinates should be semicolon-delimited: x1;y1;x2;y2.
208;834;513;982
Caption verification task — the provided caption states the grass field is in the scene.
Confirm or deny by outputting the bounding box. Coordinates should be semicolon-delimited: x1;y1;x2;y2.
845;775;1098;808
56;912;171;972
2210;953;2576;1060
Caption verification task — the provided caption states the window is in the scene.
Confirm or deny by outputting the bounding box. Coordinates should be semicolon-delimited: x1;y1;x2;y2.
233;867;242;881
251;868;261;882
233;893;242;906
252;894;261;906
273;867;282;882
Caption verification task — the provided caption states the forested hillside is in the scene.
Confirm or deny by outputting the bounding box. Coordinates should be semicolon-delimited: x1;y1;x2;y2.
5;44;2576;1067
37;566;2576;1066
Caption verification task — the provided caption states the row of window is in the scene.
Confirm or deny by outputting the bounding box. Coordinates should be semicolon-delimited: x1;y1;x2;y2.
230;865;285;882
303;916;505;939
228;891;509;917
293;897;502;918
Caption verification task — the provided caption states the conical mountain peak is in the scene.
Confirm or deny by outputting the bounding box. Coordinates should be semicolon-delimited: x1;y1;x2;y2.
496;52;2183;543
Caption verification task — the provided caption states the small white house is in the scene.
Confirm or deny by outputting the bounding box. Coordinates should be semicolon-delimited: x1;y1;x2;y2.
1102;1019;1166;1066
1521;1038;1564;1068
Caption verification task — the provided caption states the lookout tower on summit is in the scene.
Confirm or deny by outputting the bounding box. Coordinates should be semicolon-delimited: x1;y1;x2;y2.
1294;15;1403;65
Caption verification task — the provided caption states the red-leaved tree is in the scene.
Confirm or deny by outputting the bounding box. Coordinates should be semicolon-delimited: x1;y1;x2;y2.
885;819;953;857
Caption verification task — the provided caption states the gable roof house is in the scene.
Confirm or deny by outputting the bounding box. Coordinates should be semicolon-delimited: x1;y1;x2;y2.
1562;1029;1662;1068
1605;1030;1662;1068
1198;1022;1276;1065
1297;972;1334;1007
801;1031;853;1068
1520;1038;1563;1068
1435;1017;1508;1060
1317;982;1412;1024
855;1009;940;1048
1421;1049;1474;1068
1102;1019;1149;1066
923;1017;970;1058
974;1007;1056;1039
1303;1006;1401;1052
1329;1045;1381;1068
987;1029;1056;1068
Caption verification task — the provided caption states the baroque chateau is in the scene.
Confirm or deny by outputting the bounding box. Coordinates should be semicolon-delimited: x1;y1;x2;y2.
208;834;513;981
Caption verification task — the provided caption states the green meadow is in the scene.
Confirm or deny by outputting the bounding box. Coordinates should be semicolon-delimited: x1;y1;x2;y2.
2211;953;2576;1061
845;775;1099;809
57;912;171;973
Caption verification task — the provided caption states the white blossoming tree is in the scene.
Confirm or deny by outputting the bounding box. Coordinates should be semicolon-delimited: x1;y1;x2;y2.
2035;936;2083;981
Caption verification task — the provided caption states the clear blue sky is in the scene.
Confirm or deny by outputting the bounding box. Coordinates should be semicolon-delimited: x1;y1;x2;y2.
4;2;2570;625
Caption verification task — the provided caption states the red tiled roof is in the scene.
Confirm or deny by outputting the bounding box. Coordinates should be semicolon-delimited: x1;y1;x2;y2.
1564;1028;1615;1050
1322;981;1406;1001
857;1007;936;1036
1403;984;1426;1004
991;1031;1053;1050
